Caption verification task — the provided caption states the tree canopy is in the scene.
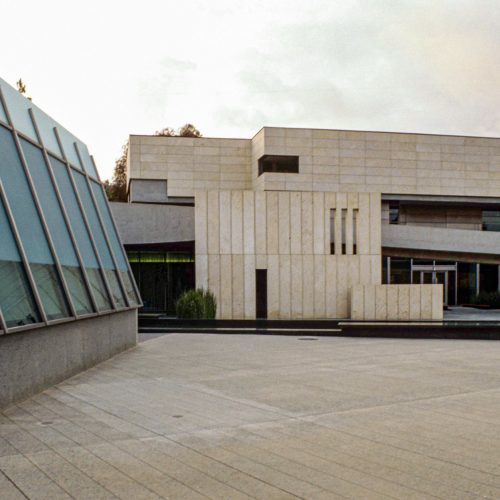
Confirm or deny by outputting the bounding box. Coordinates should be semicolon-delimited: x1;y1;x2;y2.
104;124;202;201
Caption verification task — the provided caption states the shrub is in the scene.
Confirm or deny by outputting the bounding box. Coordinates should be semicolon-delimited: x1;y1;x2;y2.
175;288;217;319
469;291;500;309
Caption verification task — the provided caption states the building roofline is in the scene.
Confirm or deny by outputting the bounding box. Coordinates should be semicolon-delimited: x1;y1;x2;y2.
129;126;500;142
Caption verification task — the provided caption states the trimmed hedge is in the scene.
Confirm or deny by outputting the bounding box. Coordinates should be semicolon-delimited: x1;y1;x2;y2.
469;291;500;309
175;288;217;319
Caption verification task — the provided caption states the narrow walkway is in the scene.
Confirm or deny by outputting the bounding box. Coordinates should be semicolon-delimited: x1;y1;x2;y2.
445;306;500;321
1;334;500;499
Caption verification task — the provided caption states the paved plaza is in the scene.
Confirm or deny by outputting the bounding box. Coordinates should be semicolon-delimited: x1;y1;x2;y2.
1;334;500;499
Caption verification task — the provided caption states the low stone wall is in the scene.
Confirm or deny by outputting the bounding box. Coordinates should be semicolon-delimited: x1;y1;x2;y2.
351;284;443;321
0;309;137;409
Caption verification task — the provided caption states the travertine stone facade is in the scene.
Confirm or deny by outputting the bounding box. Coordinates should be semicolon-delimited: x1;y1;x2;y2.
129;127;500;199
351;284;443;321
254;128;500;196
381;202;482;230
195;190;382;319
128;136;251;198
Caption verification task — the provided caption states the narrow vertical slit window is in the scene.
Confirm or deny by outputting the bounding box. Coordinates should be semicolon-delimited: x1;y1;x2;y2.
352;209;358;255
341;208;347;255
330;209;335;255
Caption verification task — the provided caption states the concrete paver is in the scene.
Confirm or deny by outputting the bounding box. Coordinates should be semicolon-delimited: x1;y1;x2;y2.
1;334;500;499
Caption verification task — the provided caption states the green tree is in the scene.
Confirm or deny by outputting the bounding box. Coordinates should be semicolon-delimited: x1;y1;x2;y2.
103;142;128;201
155;123;202;138
16;78;32;101
105;124;202;201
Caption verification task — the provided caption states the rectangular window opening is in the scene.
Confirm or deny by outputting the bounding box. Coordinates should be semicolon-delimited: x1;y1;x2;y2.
258;155;299;176
353;208;358;255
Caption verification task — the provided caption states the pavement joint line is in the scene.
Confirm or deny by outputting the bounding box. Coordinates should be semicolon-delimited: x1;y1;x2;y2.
7;397;213;500
41;388;308;500
215;425;448;500
2;335;500;499
0;467;30;499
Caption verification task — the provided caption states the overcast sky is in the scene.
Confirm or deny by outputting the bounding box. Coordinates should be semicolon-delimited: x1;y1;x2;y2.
3;0;500;179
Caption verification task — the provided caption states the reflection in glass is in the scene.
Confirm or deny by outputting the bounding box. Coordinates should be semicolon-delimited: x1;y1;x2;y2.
21;138;93;315
91;180;138;305
0;125;69;320
74;172;127;308
0;194;40;327
30;264;70;320
389;257;411;284
0;261;39;327
50;155;112;311
106;270;127;308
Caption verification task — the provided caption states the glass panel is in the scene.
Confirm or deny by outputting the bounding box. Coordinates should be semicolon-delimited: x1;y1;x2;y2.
50;155;112;311
90;181;128;270
62;267;92;315
382;256;388;284
0;195;40;327
21;138;93;315
73;172;114;268
423;272;433;284
73;171;127;307
129;250;194;314
121;270;139;304
482;211;500;231
480;263;498;293
31;108;63;157
90;181;139;305
0;96;7;124
258;155;299;175
56;126;81;168
0;78;38;141
389;257;411;284
76;142;99;178
0;126;69;320
30;263;69;320
86;268;112;311
106;270;127;307
457;262;477;304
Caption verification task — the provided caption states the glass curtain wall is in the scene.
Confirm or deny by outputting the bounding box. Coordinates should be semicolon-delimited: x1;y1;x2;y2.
0;126;69;320
49;156;112;311
385;255;499;304
21;139;94;315
0;76;140;333
0;194;40;327
72;171;127;308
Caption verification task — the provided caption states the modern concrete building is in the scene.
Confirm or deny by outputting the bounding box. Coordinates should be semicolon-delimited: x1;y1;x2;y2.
112;126;500;320
0;78;140;407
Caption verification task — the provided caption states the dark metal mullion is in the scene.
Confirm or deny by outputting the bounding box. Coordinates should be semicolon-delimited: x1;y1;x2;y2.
0;178;47;325
0;307;7;333
78;150;131;308
0;89;56;325
53;128;118;311
90;155;142;306
5;107;77;319
29;110;99;316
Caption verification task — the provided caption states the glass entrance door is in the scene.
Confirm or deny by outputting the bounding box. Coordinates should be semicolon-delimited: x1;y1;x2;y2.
413;270;449;306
